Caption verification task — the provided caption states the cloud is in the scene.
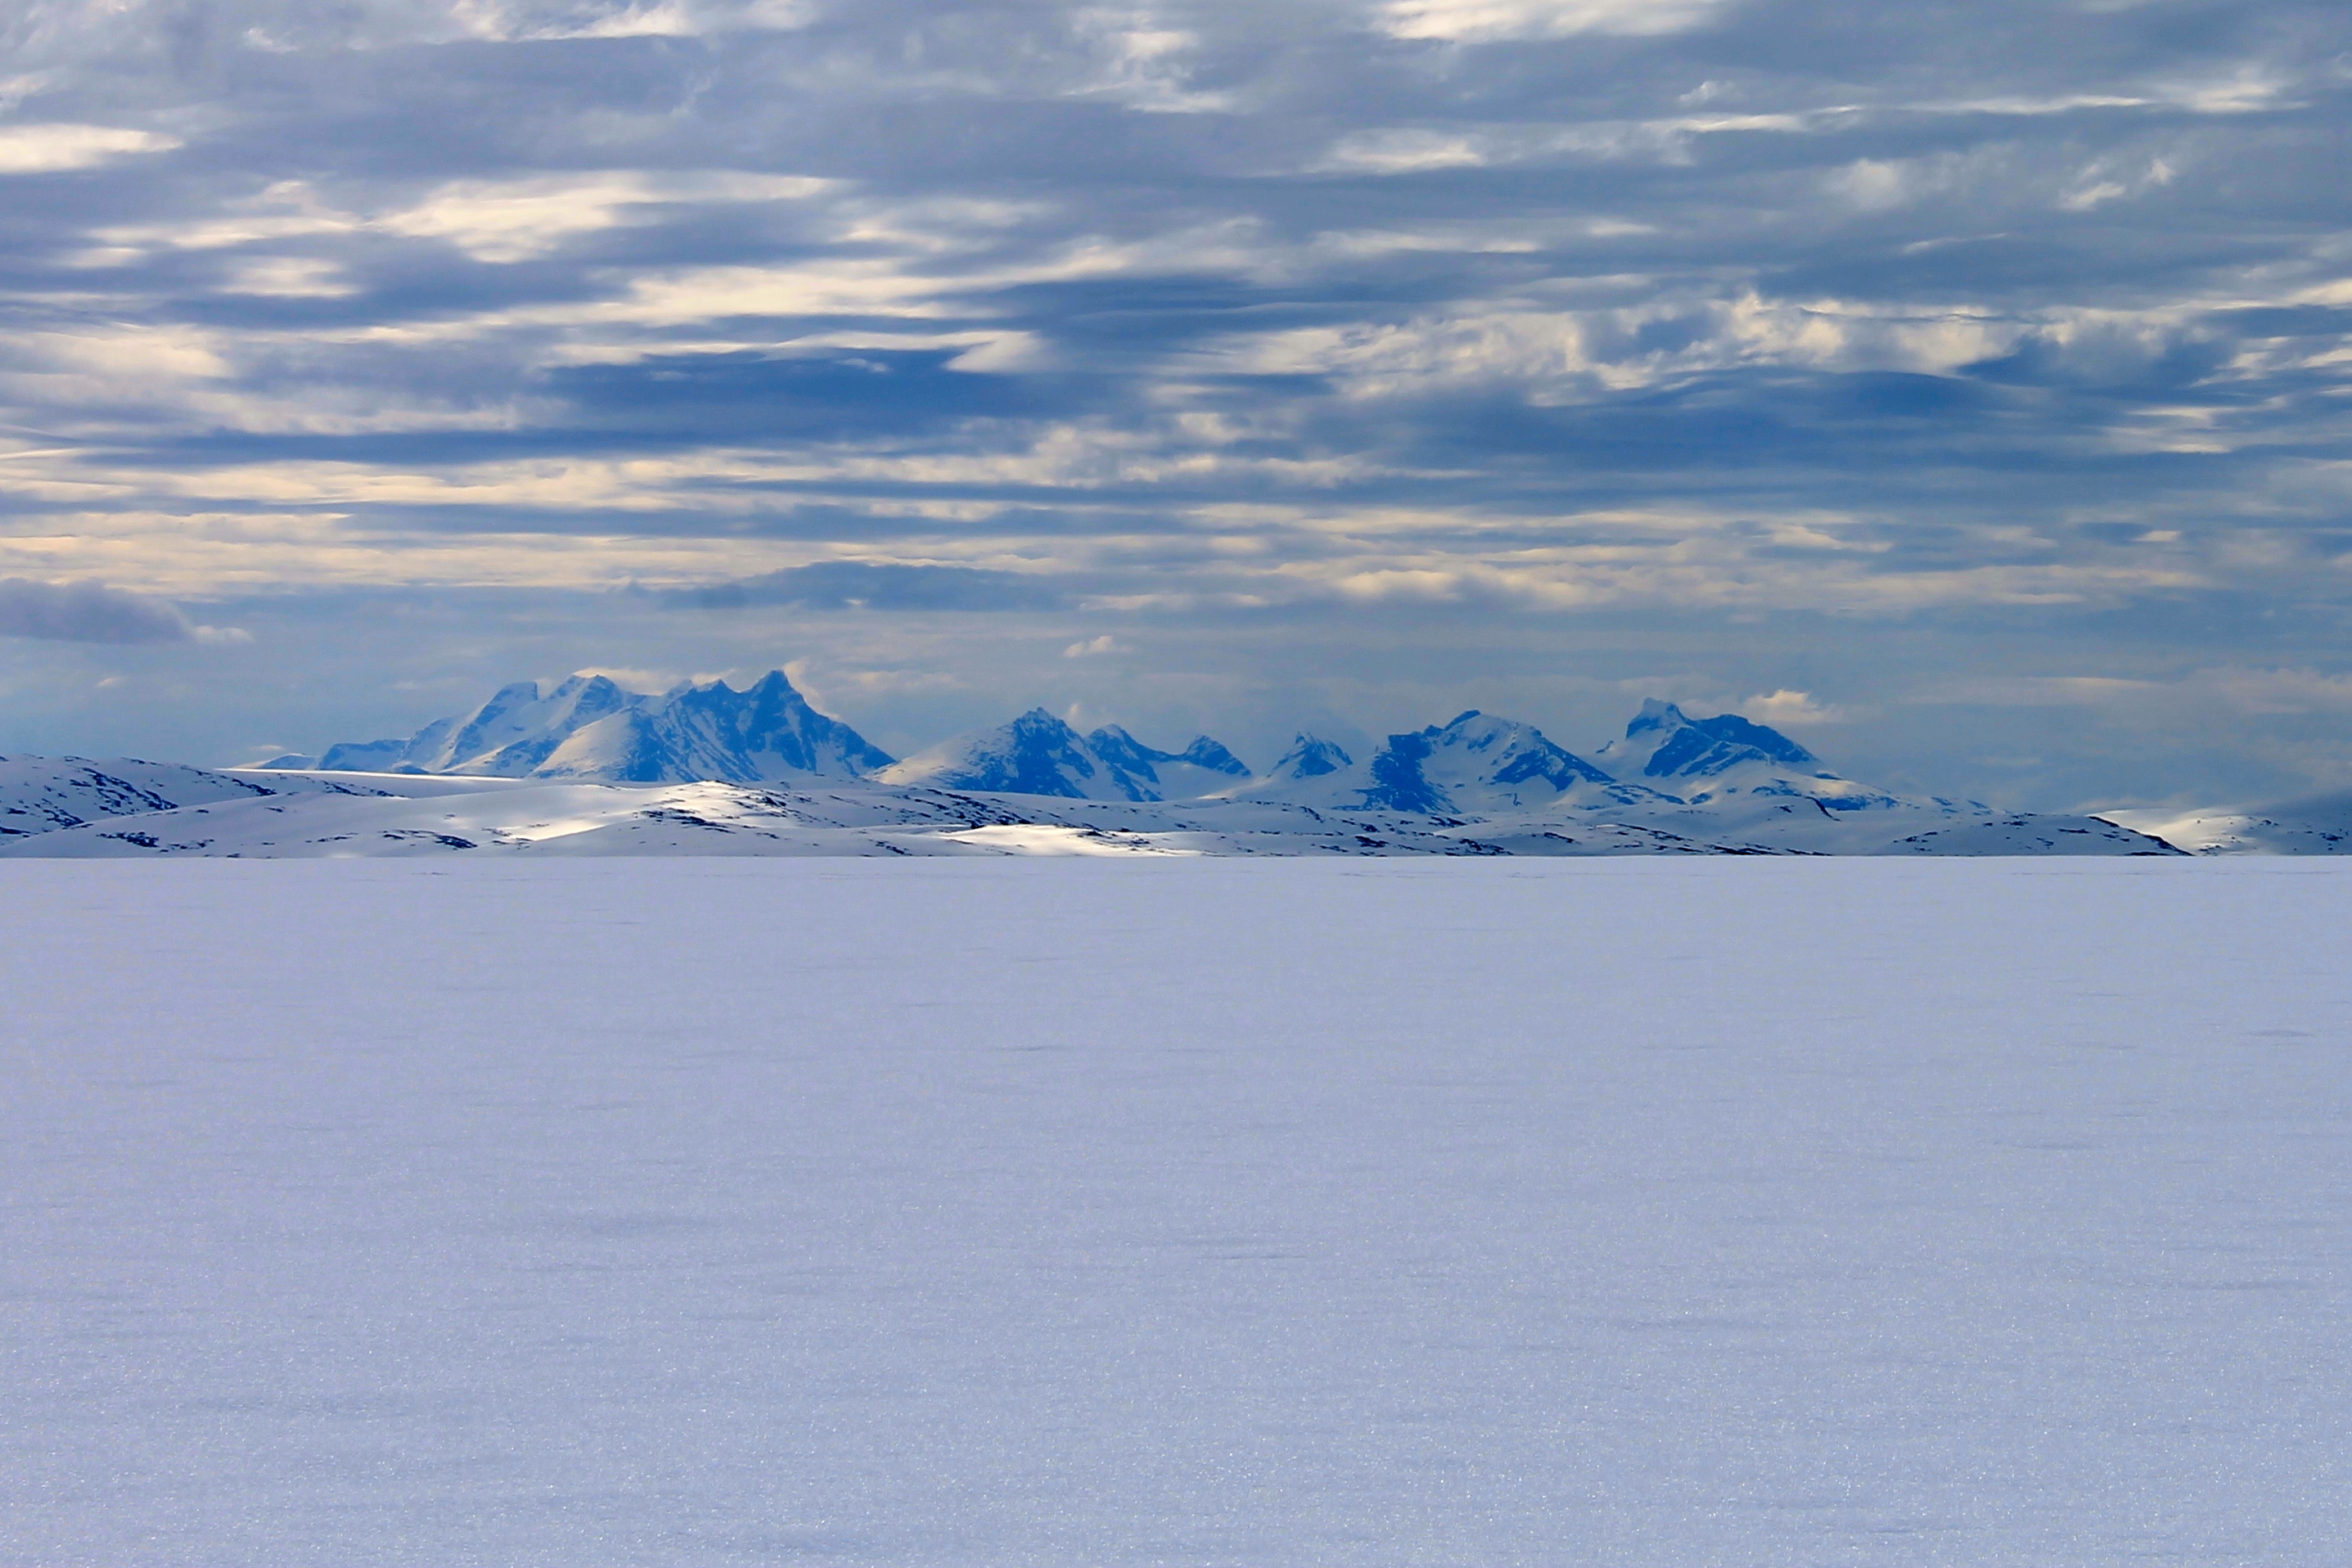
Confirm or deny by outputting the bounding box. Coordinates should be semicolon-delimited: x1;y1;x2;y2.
1950;667;2352;718
1379;0;1730;41
0;579;244;644
1;0;2350;804
1063;633;1127;656
650;562;1072;612
377;173;832;263
1741;689;1845;725
0;124;178;173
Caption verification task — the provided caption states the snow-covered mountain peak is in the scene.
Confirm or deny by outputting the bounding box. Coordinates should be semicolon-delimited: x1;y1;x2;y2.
1228;713;1626;813
881;711;1250;802
878;709;1106;798
307;669;891;785
1359;710;1620;813
1272;735;1354;781
1210;734;1355;801
1174;737;1250;776
1596;699;1912;811
1087;724;1252;800
1613;699;1823;778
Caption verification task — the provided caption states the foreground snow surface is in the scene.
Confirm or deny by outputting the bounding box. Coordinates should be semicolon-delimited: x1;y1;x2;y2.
4;860;2349;1566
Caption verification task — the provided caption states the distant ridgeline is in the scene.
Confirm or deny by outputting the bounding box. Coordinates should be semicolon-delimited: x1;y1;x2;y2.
3;668;2234;857
259;668;1948;816
4;667;2258;860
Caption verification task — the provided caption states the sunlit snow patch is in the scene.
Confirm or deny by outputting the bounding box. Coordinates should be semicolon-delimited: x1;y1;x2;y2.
940;823;1199;855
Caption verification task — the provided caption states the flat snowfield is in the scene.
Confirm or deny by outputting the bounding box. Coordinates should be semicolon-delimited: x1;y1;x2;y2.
4;861;2349;1566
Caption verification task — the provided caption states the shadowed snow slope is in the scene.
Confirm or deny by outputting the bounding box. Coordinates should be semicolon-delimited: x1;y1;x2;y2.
301;670;891;783
3;859;2348;1564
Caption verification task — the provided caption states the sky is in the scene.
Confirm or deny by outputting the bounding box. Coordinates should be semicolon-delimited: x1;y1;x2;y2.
1;0;2349;809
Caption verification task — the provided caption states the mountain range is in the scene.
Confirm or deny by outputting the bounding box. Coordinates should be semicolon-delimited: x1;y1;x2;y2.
3;663;2327;857
268;669;1945;818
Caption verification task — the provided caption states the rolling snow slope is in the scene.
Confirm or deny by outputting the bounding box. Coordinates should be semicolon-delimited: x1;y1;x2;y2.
0;755;372;839
0;769;2181;858
2;858;2349;1566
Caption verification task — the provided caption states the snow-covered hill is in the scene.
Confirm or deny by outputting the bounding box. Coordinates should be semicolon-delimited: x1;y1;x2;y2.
0;755;374;840
2100;790;2352;855
0;766;2183;859
294;670;892;784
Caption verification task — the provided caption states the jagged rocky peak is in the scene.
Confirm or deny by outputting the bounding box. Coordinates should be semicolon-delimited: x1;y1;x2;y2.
309;669;892;785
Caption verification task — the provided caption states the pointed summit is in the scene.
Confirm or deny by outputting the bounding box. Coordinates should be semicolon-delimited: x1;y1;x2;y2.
1174;737;1249;776
1268;734;1353;780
